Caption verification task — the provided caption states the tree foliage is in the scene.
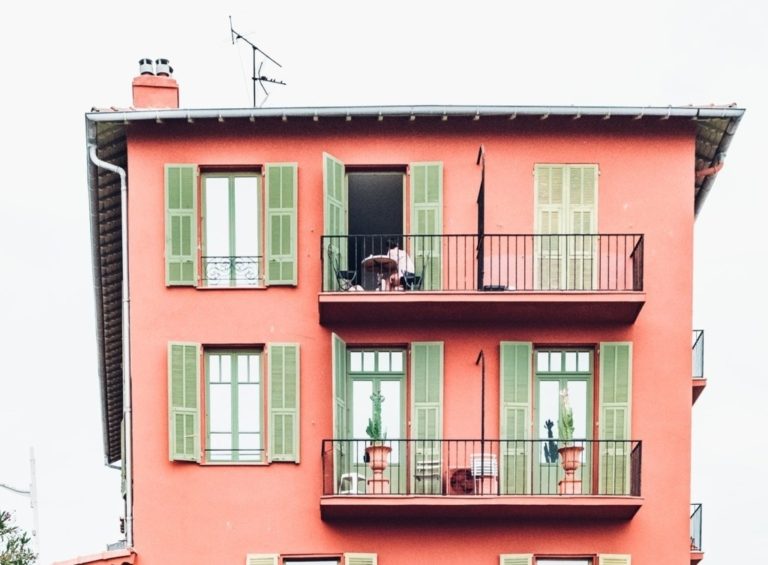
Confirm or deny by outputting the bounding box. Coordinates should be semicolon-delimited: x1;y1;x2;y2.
0;510;36;565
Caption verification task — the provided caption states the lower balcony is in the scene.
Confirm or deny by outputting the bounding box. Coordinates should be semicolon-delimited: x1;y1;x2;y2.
321;438;643;521
691;503;704;563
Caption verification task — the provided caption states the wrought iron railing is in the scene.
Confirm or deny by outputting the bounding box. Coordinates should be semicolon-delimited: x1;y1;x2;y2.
202;255;262;287
322;234;644;292
692;330;705;379
690;503;703;551
322;438;642;496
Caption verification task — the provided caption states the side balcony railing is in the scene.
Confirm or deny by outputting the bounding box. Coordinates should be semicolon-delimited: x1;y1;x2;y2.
692;330;705;379
690;503;703;551
322;438;642;497
322;234;644;292
201;255;263;287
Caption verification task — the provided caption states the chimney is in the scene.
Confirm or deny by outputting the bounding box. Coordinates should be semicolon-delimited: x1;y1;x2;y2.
132;58;179;109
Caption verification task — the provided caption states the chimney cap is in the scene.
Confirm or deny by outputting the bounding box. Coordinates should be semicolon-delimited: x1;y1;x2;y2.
138;58;154;76
155;58;173;77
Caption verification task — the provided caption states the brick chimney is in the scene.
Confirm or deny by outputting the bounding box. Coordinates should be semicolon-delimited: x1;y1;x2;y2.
132;58;179;109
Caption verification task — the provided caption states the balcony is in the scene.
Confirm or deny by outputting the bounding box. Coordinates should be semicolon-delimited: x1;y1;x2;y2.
692;330;706;404
319;234;645;325
690;503;704;563
320;438;643;521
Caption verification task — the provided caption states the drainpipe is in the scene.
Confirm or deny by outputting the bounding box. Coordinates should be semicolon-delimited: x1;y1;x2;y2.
88;145;133;548
695;161;724;181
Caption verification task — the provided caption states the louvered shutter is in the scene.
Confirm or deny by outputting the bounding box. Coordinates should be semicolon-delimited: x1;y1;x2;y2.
410;162;443;290
499;555;533;565
599;342;632;494
500;342;532;494
165;164;198;286
534;165;565;289
598;555;631;565
344;553;378;565
168;342;200;462
245;554;278;565
265;163;298;285
332;333;347;492
567;165;598;289
411;342;443;493
268;343;300;462
323;153;347;290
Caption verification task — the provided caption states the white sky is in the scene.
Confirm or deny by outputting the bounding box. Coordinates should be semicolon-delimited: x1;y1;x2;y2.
0;1;765;563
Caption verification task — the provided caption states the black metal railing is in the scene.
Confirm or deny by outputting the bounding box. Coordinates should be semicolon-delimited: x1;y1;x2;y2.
692;330;705;379
321;438;642;497
690;503;703;551
202;255;262;287
321;234;644;292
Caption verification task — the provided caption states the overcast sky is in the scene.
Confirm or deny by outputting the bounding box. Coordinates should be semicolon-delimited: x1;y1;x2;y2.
0;1;766;563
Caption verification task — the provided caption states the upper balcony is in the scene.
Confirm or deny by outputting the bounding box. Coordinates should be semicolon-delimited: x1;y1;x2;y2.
692;330;706;404
690;503;704;563
319;233;646;325
320;438;643;521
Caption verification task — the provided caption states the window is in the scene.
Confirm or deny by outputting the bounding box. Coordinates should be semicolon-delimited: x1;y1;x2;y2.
206;350;263;461
246;554;375;565
165;163;297;288
501;555;630;565
168;342;300;464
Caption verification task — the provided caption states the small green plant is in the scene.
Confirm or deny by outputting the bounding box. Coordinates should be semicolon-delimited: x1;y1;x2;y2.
365;391;387;443
558;388;575;444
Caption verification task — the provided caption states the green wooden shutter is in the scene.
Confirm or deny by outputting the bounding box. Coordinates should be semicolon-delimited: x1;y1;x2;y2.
323;153;347;290
268;343;300;462
499;555;533;565
332;333;347;493
500;342;532;494
265;163;298;285
599;342;632;494
245;554;278;565
168;342;200;462
344;553;377;565
411;342;443;493
410;162;443;290
534;164;565;290
566;165;598;290
165;164;198;286
598;555;631;565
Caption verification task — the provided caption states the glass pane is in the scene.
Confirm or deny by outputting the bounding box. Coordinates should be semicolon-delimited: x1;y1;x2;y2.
363;351;375;372
204;177;230;256
208;433;231;461
567;380;587;441
209;384;232;432
237;433;261;461
238;384;260;432
220;355;231;383
234;176;259;257
577;351;590;372
565;351;577;372
237;355;249;383
378;351;390;372
538;561;590;565
538;381;560;444
391;351;403;372
249;355;261;384
550;351;562;372
536;351;549;372
352;380;373;462
349;351;362;372
379;381;401;439
209;355;220;383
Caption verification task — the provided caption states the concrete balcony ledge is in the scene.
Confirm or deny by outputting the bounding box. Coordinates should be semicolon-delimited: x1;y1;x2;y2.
320;494;643;521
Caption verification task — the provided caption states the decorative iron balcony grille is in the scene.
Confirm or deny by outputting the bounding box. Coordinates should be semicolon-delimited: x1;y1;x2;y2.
322;438;642;497
202;255;262;287
322;234;644;292
692;330;705;379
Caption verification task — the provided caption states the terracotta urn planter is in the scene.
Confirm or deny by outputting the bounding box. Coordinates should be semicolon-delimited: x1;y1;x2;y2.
365;444;392;494
557;445;584;494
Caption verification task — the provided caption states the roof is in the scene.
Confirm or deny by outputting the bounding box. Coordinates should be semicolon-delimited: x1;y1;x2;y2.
52;548;136;565
85;103;744;463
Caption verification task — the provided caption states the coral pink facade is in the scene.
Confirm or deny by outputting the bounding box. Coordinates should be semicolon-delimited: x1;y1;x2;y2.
81;71;743;565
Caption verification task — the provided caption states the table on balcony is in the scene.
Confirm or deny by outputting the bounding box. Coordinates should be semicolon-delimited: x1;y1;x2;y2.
361;255;398;290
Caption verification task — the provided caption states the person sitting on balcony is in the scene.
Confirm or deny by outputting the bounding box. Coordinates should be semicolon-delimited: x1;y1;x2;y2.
386;238;415;290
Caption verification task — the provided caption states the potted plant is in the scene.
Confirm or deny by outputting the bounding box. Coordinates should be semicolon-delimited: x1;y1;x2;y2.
557;388;584;494
364;391;391;493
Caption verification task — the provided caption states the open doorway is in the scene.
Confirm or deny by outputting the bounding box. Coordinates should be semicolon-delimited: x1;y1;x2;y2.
347;172;404;289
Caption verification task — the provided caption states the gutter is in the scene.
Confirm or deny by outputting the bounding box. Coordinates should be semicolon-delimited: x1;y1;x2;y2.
694;111;744;216
87;144;133;547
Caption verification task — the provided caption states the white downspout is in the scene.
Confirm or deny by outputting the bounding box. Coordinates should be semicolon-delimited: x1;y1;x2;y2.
88;145;133;547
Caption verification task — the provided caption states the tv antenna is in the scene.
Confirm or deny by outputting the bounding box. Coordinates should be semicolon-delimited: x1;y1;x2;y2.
229;16;286;107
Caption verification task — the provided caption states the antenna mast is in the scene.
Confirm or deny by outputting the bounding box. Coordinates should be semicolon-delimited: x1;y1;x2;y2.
229;16;286;107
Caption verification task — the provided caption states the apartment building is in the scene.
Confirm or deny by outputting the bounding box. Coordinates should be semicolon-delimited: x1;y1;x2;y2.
73;61;743;565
